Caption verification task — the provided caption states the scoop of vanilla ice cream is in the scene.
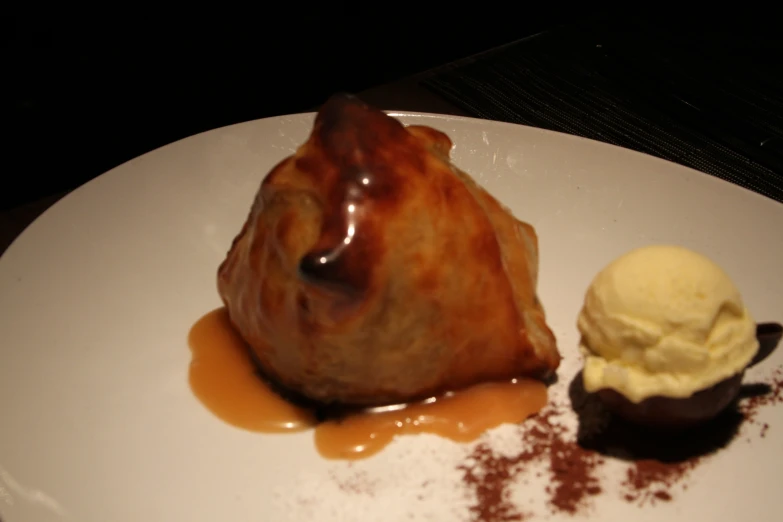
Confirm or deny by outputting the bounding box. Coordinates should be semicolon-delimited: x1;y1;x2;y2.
577;245;758;403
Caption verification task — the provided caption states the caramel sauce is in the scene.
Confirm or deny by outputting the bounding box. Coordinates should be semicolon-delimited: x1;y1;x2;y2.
188;308;316;432
315;380;547;459
188;308;548;460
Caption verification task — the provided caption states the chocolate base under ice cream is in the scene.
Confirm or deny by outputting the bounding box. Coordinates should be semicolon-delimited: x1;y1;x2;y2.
596;372;745;429
591;323;781;430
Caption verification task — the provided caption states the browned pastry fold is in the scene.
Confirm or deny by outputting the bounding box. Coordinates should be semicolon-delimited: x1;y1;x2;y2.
217;93;560;406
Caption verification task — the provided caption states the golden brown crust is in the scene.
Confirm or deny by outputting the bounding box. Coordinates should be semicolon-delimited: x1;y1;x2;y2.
217;93;560;406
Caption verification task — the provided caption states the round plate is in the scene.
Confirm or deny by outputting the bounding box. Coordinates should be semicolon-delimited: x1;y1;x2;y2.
1;112;781;522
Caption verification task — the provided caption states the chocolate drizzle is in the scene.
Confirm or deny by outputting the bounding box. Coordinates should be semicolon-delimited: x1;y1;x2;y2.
569;370;747;462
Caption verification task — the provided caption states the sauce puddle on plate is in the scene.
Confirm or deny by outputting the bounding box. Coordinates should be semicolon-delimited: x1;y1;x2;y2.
188;307;548;459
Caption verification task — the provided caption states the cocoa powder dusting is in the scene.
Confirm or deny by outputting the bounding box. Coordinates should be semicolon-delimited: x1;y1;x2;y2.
454;363;783;520
739;368;783;427
614;368;783;505
329;468;377;496
459;406;603;520
531;411;604;514
459;444;527;521
621;458;698;504
569;368;749;505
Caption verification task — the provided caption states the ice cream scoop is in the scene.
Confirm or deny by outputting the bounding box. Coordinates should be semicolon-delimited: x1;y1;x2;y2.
577;244;761;428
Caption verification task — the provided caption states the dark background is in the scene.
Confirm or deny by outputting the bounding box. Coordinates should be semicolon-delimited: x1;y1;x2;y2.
3;6;606;210
4;7;776;210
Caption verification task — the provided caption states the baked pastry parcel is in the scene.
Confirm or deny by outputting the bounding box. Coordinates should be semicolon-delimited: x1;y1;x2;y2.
218;93;560;406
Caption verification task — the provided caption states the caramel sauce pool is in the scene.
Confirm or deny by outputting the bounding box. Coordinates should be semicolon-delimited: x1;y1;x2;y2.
188;308;548;460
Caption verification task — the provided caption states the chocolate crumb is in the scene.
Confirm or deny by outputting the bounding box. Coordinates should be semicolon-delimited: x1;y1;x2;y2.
654;491;672;501
587;486;602;496
761;423;769;438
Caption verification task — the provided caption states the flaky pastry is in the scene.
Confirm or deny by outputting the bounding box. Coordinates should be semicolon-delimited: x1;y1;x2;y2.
218;94;560;406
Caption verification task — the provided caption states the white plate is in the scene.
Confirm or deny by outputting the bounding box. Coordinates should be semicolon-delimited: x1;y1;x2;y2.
1;112;782;522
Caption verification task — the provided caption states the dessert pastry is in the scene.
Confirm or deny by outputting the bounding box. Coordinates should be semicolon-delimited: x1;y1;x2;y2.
217;93;560;407
577;245;759;428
